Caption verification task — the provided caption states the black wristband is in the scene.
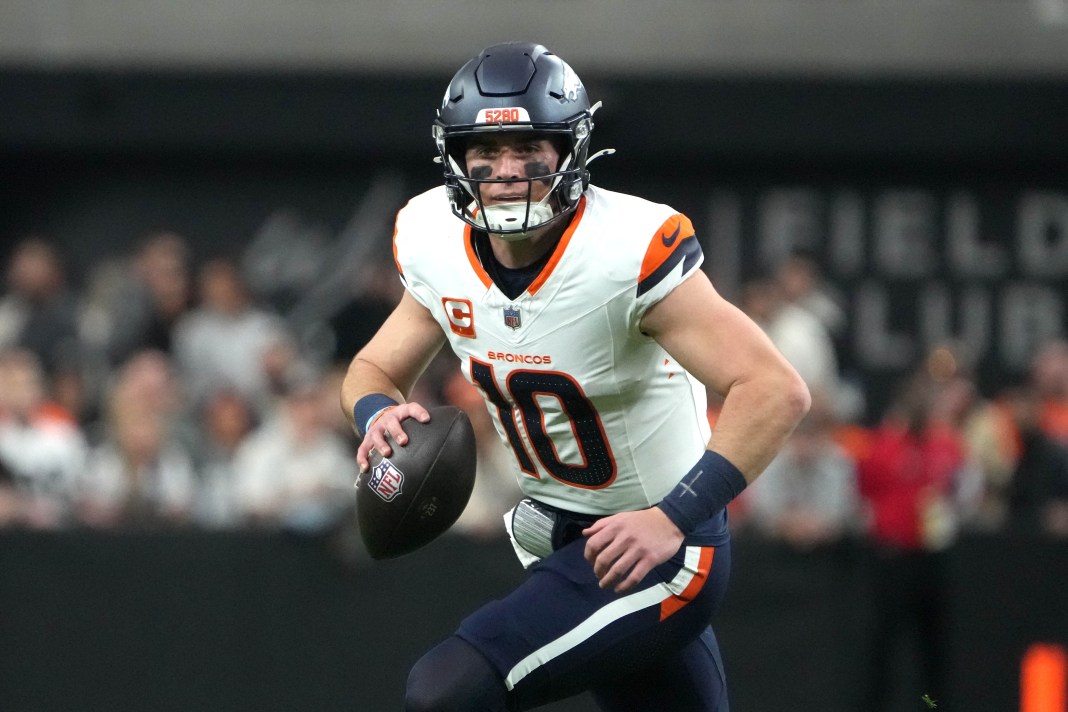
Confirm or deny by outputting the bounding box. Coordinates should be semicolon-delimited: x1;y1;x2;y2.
656;450;748;534
353;393;400;438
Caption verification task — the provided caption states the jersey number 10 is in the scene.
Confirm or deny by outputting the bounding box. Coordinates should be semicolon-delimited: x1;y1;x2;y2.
470;359;617;489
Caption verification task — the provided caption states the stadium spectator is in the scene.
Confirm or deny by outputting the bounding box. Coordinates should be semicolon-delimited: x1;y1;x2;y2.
959;385;1020;529
0;348;88;528
0;237;82;378
774;247;847;342
77;352;198;528
329;258;406;363
191;386;257;529
999;384;1068;537
959;342;1068;532
172;257;294;417
232;369;355;532
1030;338;1068;445
0;457;21;527
77;235;189;423
741;395;861;550
83;231;194;367
85;349;197;448
856;363;983;711
741;273;840;409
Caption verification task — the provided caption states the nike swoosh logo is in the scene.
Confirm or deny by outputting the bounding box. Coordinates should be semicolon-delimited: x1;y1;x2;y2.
661;224;681;247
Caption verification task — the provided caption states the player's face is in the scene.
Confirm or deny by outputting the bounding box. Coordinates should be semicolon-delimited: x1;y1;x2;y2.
463;133;561;206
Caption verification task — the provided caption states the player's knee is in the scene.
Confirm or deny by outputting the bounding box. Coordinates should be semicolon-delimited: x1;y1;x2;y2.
405;636;507;712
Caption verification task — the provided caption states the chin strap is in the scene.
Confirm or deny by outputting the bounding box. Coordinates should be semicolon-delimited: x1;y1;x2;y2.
473;198;557;240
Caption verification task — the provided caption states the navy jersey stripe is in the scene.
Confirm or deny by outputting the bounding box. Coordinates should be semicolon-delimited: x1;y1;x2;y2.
636;235;702;297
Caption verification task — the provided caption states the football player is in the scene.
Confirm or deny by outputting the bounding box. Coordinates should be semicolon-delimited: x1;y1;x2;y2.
341;42;810;712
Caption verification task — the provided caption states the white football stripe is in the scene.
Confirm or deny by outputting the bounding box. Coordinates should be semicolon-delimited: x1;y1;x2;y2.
504;546;703;690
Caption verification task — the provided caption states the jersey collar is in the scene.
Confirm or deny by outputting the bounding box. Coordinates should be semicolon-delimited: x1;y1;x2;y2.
464;196;587;297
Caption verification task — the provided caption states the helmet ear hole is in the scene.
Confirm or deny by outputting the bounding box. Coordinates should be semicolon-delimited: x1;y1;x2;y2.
444;138;468;173
549;136;570;169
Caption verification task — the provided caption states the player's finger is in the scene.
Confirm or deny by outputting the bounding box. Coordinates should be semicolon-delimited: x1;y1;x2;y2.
600;550;640;591
407;402;432;423
385;419;411;446
367;429;393;458
356;442;372;472
614;559;652;593
592;538;627;580
582;518;607;538
583;524;615;563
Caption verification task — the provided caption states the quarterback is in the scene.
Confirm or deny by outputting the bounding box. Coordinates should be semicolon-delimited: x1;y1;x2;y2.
341;42;810;712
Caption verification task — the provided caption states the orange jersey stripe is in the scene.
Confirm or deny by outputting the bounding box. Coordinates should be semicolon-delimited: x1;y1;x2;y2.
528;196;587;296
464;224;495;288
462;197;587;295
659;546;715;621
639;213;696;285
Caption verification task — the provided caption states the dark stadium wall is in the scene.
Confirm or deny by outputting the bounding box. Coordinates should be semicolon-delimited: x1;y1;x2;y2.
0;531;1064;712
0;69;1067;421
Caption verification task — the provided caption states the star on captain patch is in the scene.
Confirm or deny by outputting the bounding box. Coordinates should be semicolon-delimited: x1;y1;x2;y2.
503;305;522;330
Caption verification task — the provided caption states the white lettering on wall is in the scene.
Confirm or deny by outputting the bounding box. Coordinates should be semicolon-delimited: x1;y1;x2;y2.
920;283;991;360
874;190;936;277
947;192;1008;277
855;282;914;369
1017;192;1068;277
829;190;865;277
757;188;821;267
1000;284;1065;369
734;186;1068;390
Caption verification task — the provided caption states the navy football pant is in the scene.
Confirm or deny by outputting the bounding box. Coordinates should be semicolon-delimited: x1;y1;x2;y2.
405;537;731;711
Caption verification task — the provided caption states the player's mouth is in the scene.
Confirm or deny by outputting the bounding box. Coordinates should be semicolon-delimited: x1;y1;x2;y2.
483;194;529;205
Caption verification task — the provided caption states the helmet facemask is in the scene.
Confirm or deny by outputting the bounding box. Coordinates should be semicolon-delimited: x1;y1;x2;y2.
436;119;592;239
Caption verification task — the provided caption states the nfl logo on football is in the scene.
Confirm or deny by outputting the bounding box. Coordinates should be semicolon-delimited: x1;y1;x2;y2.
368;460;404;502
503;305;522;330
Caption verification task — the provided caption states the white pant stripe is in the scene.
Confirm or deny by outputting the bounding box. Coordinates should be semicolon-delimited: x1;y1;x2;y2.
503;545;703;691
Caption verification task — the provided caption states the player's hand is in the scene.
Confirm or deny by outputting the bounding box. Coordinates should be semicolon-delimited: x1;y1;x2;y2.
356;402;432;473
582;507;684;594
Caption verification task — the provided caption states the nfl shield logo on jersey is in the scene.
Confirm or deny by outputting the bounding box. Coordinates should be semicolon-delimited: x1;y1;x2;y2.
503;305;522;330
368;459;404;502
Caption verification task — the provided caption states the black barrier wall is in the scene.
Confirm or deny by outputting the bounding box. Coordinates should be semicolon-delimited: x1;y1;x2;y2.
0;532;1064;712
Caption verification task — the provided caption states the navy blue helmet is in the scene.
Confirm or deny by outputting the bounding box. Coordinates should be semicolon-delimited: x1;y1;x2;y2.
433;42;605;236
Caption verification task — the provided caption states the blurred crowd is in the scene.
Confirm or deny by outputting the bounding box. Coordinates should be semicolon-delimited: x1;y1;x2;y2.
0;233;1067;554
729;249;1068;549
725;250;1068;710
0;234;362;533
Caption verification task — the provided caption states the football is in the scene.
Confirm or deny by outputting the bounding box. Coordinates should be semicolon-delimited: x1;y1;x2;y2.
356;405;477;559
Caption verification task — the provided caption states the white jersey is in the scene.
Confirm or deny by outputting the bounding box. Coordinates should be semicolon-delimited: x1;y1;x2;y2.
394;185;711;515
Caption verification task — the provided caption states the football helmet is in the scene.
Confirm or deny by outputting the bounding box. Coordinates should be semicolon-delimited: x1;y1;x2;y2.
433;42;608;238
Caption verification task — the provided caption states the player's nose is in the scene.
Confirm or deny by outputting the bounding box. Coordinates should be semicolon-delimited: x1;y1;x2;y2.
492;151;524;180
